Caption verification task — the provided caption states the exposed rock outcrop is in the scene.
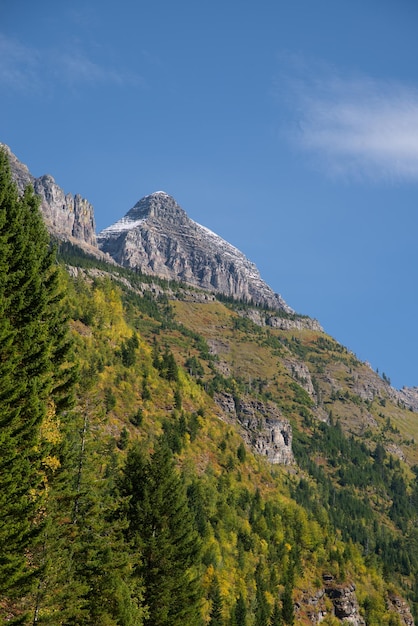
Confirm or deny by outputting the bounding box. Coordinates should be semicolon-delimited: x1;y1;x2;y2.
33;175;96;246
2;143;97;250
283;358;316;397
235;306;322;331
325;583;365;625
388;593;415;626
214;392;294;464
297;578;366;625
397;386;418;412
98;192;292;311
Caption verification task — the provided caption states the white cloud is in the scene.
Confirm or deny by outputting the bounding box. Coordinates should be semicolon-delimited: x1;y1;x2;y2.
56;51;143;88
283;64;418;182
0;34;143;94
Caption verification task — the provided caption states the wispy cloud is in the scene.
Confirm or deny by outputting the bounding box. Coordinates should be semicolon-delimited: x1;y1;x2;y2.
55;50;144;88
282;61;418;183
0;34;143;94
0;35;41;91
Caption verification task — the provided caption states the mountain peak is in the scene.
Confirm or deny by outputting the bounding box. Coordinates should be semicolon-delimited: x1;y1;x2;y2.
126;191;187;224
98;193;293;312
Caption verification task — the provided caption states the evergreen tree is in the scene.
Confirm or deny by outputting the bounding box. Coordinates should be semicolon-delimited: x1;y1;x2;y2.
0;148;76;612
120;436;203;625
35;404;145;625
232;593;247;626
208;577;223;625
269;601;283;626
254;563;270;626
281;577;294;626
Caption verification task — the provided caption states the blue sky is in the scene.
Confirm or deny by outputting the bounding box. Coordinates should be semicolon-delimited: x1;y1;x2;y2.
1;0;418;389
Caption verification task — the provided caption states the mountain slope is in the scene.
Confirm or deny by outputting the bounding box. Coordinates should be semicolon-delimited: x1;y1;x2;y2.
2;143;418;623
61;256;418;625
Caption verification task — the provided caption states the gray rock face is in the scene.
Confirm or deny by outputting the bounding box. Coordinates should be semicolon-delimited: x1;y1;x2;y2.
33;175;96;246
1;143;33;193
98;191;292;311
325;584;365;625
397;386;418;412
234;307;323;331
214;392;294;464
299;577;366;625
2;143;96;247
388;594;415;626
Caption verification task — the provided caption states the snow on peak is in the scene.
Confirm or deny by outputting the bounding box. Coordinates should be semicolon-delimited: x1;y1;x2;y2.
148;190;171;197
98;216;145;237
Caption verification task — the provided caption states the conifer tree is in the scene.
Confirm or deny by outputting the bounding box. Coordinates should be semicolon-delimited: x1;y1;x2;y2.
208;577;223;625
120;436;203;625
269;601;283;626
281;576;294;625
0;148;76;611
254;563;270;626
34;400;145;625
232;593;247;626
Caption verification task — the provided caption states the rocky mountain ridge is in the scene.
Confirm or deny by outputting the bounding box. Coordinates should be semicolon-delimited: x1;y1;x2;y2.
97;191;293;312
1;143;100;256
4;144;291;311
3;144;417;401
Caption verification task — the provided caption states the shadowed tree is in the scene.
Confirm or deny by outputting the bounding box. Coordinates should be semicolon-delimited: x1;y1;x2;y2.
120;436;203;625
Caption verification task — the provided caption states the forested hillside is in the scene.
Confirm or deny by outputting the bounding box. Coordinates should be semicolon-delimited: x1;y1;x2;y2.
1;149;418;625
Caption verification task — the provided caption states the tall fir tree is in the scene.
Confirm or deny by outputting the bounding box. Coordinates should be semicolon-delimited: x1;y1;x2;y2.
0;148;76;618
231;594;247;626
208;577;223;626
254;563;270;626
120;436;203;626
269;601;283;626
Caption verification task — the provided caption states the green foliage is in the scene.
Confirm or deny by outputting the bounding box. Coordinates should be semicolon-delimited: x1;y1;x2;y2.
237;442;247;463
208;578;224;625
118;426;130;450
3;163;418;624
119;332;139;367
292;420;418;593
269;601;283;626
130;407;144;427
152;340;179;381
0;148;76;606
119;438;204;625
36;411;145;625
232;593;247;626
185;354;205;378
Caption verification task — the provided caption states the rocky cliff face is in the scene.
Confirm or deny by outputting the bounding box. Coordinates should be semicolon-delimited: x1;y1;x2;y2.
33;174;96;246
214;391;294;464
2;144;97;248
98;191;293;311
397;386;418;412
297;581;415;626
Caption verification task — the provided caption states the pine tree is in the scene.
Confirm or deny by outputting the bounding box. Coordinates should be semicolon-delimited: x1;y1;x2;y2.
120;436;203;625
